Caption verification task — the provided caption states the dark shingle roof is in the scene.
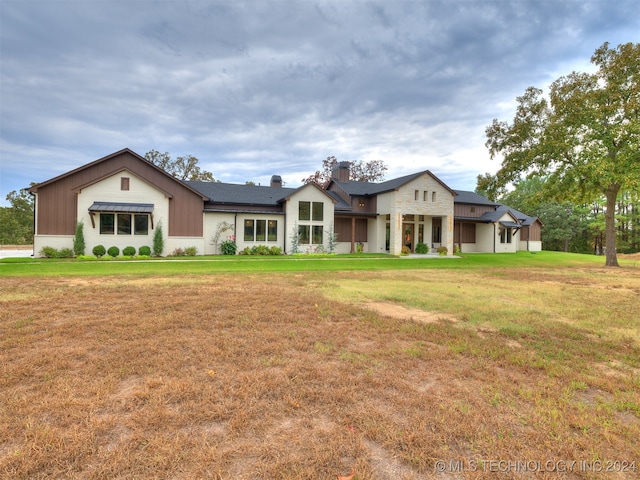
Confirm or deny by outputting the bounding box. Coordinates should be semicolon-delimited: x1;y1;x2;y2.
453;190;500;206
186;181;296;206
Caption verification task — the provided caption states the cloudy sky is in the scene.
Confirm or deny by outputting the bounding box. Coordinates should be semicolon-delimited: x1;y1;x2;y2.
1;0;638;206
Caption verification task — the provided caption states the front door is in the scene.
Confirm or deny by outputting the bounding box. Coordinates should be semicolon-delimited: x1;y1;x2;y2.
403;223;414;252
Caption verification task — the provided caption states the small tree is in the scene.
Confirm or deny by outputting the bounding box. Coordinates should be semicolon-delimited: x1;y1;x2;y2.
73;221;85;256
153;221;164;257
325;223;338;253
289;222;301;254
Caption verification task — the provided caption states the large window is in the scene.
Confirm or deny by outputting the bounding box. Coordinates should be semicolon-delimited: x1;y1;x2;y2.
244;218;278;242
268;220;277;241
312;202;323;221
134;214;148;235
299;201;324;221
312;226;323;244
299;201;311;221
256;220;266;241
100;213;114;234
101;213;149;235
118;214;131;235
500;227;513;244
298;225;310;244
244;220;255;241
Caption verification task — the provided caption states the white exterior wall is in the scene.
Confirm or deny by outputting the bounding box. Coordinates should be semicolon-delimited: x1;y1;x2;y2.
519;239;542;252
203;212;237;255
33;235;74;255
76;171;170;255
284;185;335;254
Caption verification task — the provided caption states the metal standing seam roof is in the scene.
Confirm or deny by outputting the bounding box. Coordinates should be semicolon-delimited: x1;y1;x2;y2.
88;202;154;213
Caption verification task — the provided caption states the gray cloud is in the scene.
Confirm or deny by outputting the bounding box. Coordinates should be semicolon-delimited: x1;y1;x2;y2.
1;0;638;204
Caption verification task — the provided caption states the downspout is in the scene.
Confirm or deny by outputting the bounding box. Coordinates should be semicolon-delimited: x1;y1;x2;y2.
493;223;496;253
30;191;36;257
234;213;238;251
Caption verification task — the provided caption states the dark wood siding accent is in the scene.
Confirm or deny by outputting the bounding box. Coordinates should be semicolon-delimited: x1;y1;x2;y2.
335;217;367;242
454;204;494;217
460;223;476;243
32;150;205;237
351;196;376;214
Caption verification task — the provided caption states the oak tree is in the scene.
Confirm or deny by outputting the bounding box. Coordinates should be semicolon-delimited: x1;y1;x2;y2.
485;42;640;266
302;156;387;186
145;150;215;182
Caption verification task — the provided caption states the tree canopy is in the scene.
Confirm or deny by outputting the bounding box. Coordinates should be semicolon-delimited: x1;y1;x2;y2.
145;150;215;182
0;187;34;244
302;156;387;186
485;42;640;266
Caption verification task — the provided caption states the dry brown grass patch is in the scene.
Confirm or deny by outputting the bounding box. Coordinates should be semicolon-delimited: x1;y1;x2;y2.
1;271;638;479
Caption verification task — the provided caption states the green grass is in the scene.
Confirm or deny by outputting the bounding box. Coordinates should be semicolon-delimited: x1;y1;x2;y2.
0;251;624;277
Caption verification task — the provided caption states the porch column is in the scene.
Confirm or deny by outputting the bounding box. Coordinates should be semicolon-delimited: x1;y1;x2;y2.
351;217;356;253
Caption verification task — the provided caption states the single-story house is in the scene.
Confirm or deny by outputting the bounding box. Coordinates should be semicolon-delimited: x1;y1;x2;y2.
28;148;542;256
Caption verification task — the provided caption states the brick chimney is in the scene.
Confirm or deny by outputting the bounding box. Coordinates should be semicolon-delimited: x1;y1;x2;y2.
331;161;350;182
270;175;282;188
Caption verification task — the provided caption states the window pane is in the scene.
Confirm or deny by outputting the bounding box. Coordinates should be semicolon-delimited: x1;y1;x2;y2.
134;214;148;235
268;220;277;241
298;225;310;244
299;201;310;221
312;225;323;244
100;213;114;234
118;214;132;235
256;219;266;241
244;219;255;241
312;202;323;221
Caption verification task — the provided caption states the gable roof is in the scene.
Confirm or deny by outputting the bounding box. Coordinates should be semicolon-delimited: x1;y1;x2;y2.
329;170;457;197
29;147;208;200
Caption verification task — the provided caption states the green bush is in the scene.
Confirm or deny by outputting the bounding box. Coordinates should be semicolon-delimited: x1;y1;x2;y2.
269;246;282;255
138;246;151;256
415;242;428;254
437;246;448;256
92;245;106;257
123;246;136;256
184;246;197;256
58;247;74;258
73;222;85;256
40;246;59;258
153;222;164;256
107;246;120;258
220;239;237;255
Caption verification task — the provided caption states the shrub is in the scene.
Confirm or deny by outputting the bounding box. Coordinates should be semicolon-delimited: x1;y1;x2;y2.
107;246;120;258
73;221;85;256
123;246;136;257
58;247;74;258
184;246;197;256
269;246;282;255
415;242;428;254
138;245;151;256
153;221;164;257
93;245;106;257
401;246;411;255
437;245;448;256
40;246;58;258
220;239;237;255
170;247;186;256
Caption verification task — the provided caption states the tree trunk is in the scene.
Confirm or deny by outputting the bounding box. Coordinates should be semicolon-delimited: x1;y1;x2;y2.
604;184;620;267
